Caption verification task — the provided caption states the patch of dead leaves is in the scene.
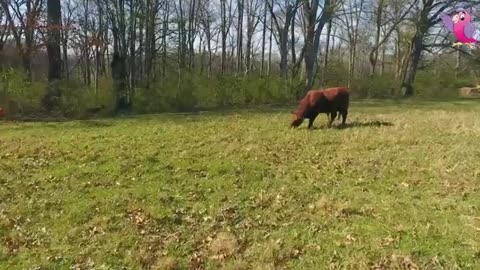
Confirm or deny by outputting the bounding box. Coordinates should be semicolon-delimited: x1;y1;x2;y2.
371;254;420;270
126;208;152;235
208;232;239;261
381;235;399;247
335;234;357;247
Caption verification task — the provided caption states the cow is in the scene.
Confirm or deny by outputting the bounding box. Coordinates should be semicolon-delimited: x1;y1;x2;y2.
290;87;350;129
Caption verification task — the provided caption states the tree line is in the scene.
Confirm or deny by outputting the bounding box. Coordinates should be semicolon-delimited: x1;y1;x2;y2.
0;0;479;114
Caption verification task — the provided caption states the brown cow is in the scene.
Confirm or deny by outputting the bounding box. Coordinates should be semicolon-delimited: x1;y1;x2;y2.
290;87;350;129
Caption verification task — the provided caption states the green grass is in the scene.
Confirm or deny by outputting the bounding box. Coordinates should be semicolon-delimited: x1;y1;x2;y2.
1;99;480;269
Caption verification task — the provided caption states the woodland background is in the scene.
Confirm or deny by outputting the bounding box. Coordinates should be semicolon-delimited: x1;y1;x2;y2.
1;0;480;117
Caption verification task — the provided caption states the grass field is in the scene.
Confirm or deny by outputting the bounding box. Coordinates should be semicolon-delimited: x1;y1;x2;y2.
1;99;480;269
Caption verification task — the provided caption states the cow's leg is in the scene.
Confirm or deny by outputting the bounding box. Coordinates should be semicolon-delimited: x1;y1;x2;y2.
340;110;348;128
308;113;319;129
327;111;337;128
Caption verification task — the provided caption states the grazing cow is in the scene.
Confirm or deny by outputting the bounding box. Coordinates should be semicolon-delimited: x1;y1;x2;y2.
290;87;350;129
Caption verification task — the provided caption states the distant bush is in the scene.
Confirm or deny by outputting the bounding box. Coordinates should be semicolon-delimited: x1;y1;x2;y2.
56;79;113;117
414;70;475;99
321;60;350;88
0;68;45;109
2;60;478;119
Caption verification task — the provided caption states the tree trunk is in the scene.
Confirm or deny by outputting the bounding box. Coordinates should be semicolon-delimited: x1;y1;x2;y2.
290;14;296;78
61;22;69;80
380;41;386;76
178;0;187;69
267;1;299;87
84;0;91;86
129;0;136;99
369;0;384;76
188;0;197;70
303;0;331;93
200;38;206;74
236;0;244;73
221;0;227;74
260;0;267;76
111;52;129;113
137;1;144;80
455;50;461;79
400;0;432;97
109;0;131;112
245;0;257;75
324;18;332;70
162;1;169;78
400;31;423;97
43;0;62;111
267;12;272;77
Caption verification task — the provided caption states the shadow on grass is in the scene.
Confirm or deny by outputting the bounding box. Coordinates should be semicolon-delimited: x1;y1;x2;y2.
0;118;115;131
78;120;114;128
310;120;394;130
341;120;394;129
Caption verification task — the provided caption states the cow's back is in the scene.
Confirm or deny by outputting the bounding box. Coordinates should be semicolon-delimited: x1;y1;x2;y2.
308;87;349;112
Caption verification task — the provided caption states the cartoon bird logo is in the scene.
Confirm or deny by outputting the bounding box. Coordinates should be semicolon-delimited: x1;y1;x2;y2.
440;7;479;49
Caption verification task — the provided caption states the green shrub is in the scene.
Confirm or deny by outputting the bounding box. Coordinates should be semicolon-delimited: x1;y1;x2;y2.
1;68;45;108
321;60;350;88
414;70;474;99
174;75;198;111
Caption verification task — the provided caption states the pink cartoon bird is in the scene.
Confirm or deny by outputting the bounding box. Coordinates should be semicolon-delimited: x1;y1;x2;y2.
440;7;479;49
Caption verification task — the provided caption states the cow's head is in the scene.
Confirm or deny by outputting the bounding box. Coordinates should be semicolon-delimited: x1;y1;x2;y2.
290;113;304;128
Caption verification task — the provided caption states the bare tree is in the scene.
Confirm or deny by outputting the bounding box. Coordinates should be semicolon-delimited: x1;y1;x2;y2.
400;0;453;96
302;0;334;92
108;0;130;112
260;0;267;76
1;0;45;76
128;0;136;98
199;0;218;77
245;0;261;74
267;0;300;86
220;0;234;74
188;0;198;70
268;7;273;76
162;0;169;78
369;0;417;76
236;0;244;73
339;0;366;82
61;0;76;79
0;6;10;69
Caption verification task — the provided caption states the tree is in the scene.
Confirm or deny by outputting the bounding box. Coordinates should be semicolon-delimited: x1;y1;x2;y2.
368;0;417;76
339;0;366;82
42;0;62;111
236;0;244;73
260;0;267;76
267;0;301;86
220;0;233;74
245;0;261;75
199;0;218;77
400;0;453;96
108;0;130;112
0;7;9;69
302;0;335;93
1;0;44;77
